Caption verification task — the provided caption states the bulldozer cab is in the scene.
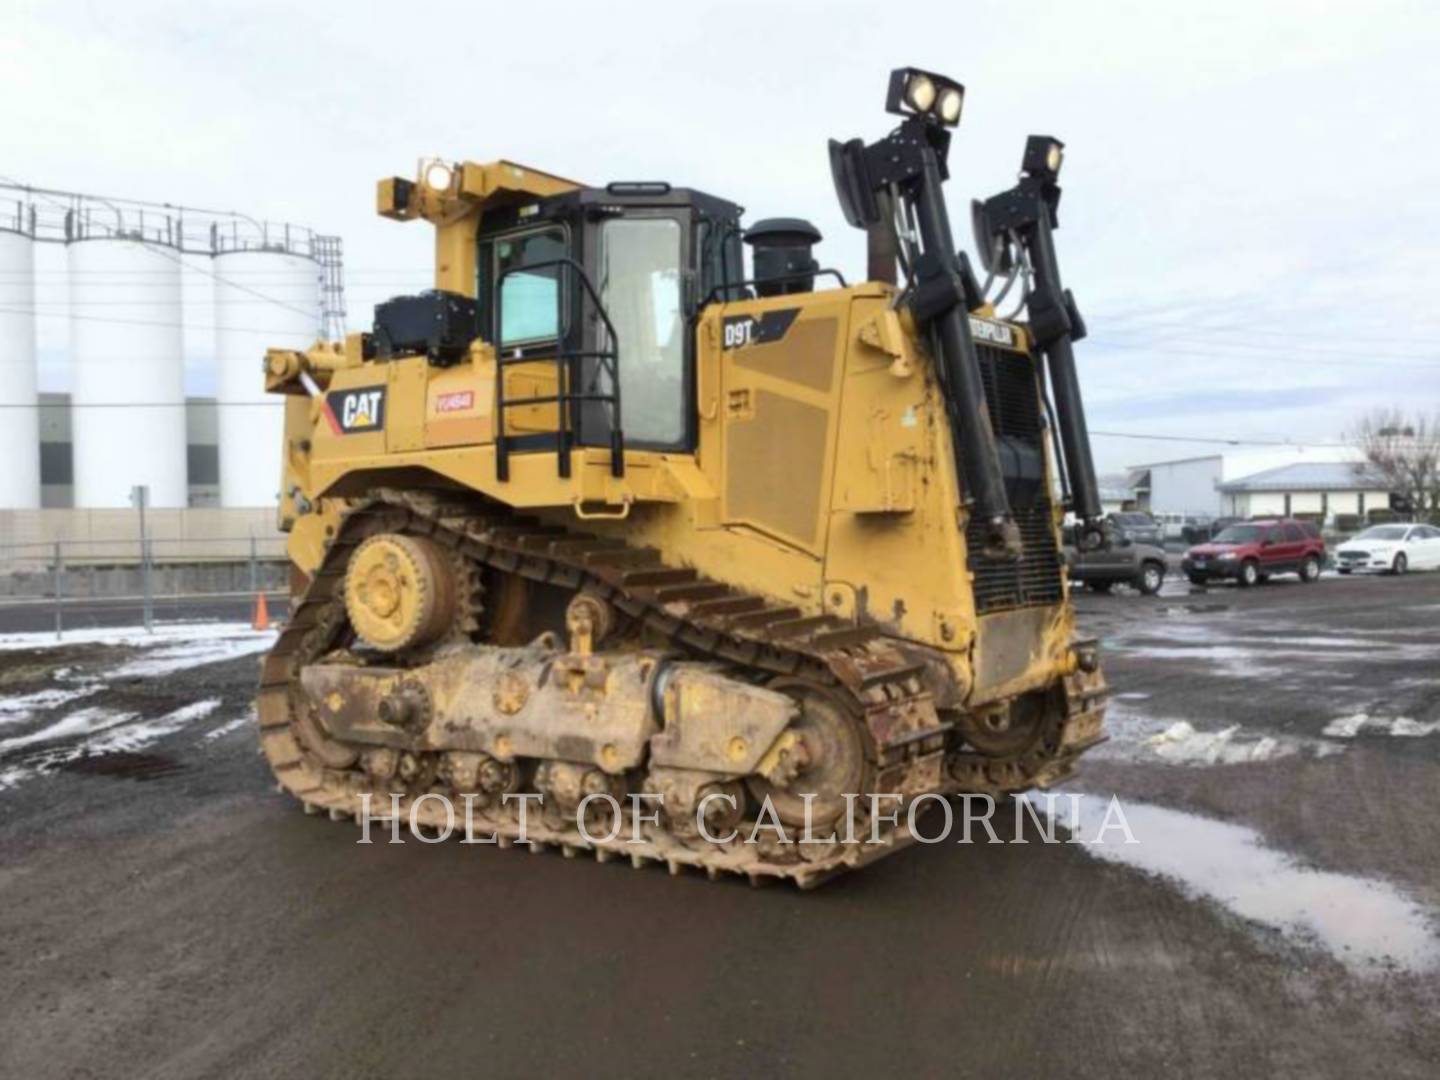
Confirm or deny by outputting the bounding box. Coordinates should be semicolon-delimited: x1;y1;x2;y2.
473;184;745;476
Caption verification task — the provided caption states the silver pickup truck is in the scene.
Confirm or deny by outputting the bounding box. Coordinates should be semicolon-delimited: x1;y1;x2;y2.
1063;533;1169;595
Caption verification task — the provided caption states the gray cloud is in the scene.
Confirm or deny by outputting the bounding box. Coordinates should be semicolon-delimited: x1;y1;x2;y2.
5;0;1438;471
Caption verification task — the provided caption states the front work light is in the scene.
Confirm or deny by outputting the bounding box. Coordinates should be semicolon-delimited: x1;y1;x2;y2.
1021;136;1065;180
937;87;963;125
906;74;937;112
885;68;965;127
423;159;454;192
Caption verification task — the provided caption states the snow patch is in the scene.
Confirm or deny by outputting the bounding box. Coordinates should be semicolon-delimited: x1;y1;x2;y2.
0;707;134;756
80;699;221;757
1323;713;1440;739
203;712;254;742
1146;721;1295;765
0;685;102;727
0;621;275;653
1044;794;1440;973
0;699;224;791
0;765;34;791
1093;703;1339;766
108;636;274;679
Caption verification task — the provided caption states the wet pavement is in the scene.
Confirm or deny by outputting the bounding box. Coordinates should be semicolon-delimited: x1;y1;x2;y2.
0;574;1436;1078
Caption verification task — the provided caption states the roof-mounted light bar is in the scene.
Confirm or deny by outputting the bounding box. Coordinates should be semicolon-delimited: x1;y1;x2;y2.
885;67;965;128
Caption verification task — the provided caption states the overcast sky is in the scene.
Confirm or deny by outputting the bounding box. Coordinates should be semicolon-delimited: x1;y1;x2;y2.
5;0;1438;472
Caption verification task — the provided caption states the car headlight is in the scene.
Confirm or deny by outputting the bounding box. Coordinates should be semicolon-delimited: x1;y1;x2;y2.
1217;552;1239;561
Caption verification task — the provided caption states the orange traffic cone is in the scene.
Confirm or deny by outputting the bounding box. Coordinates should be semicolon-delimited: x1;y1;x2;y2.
252;591;271;631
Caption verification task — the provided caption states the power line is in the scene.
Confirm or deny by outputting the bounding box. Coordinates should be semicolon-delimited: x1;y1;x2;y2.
0;304;313;336
0;401;281;409
1096;306;1440;342
144;244;319;323
1084;335;1440;369
1090;429;1355;448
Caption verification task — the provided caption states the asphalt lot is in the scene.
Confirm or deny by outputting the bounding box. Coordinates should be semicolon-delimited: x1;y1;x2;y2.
0;573;1436;1078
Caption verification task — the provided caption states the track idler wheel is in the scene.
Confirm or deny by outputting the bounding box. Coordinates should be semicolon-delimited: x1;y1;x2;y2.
344;533;459;652
746;682;868;828
955;689;1059;758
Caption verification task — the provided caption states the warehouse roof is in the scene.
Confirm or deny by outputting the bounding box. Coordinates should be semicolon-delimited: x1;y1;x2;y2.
1217;461;1386;493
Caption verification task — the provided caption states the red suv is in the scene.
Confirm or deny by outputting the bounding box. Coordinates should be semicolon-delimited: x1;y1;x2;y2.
1182;519;1325;587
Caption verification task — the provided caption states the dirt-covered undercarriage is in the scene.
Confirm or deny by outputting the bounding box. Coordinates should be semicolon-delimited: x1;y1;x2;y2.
259;492;1106;887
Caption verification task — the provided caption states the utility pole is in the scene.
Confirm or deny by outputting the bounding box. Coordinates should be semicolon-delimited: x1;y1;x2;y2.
131;484;153;633
52;540;63;641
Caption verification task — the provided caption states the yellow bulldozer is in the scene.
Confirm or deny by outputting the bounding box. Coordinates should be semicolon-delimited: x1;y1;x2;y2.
257;68;1108;886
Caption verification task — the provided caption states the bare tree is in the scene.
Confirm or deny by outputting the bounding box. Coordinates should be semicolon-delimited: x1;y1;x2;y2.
1349;409;1440;519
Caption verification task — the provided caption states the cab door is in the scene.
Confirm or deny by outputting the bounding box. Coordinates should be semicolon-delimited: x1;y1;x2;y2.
588;212;693;452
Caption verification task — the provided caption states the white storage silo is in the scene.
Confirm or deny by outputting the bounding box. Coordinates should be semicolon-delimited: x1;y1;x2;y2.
68;238;188;508
0;227;41;508
212;249;320;507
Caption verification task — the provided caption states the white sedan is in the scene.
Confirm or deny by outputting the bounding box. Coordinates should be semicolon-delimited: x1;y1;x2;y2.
1334;523;1440;574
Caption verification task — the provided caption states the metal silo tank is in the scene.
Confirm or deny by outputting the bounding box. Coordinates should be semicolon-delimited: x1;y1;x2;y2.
67;237;188;508
0;224;41;508
211;249;320;507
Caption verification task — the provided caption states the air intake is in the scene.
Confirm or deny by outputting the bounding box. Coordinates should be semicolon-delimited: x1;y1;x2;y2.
743;218;821;297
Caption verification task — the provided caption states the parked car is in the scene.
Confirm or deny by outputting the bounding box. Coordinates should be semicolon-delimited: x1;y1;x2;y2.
1147;512;1216;545
1106;511;1163;547
1064;532;1168;595
1182;518;1325;587
1178;515;1217;545
1334;523;1440;574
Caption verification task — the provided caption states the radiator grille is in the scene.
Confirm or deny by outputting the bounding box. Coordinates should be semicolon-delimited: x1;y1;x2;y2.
967;500;1064;613
966;344;1064;614
976;344;1043;442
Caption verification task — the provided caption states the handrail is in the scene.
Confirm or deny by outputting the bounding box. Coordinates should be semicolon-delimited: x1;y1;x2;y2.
494;256;625;482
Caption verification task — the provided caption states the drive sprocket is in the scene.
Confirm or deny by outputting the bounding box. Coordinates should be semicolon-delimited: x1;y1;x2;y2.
344;533;469;652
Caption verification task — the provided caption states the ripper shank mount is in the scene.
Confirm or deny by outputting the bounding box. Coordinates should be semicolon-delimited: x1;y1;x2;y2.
830;71;1104;556
830;75;1020;559
973;135;1103;540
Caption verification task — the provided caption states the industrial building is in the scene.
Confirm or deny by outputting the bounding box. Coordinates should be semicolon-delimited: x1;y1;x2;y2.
36;392;223;508
0;182;344;512
1125;446;1367;519
1216;462;1392;524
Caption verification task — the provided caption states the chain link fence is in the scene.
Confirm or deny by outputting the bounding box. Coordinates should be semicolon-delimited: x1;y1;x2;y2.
0;534;289;639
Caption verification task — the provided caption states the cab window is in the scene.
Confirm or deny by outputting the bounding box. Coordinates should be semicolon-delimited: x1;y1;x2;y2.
599;217;685;445
480;226;567;347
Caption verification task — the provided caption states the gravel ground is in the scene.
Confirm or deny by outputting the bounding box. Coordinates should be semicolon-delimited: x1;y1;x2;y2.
0;573;1436;1078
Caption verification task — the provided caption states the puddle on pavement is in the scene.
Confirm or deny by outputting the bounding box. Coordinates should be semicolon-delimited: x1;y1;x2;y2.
58;751;187;782
1044;794;1440;974
1161;603;1231;616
